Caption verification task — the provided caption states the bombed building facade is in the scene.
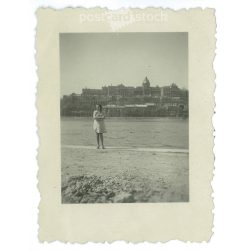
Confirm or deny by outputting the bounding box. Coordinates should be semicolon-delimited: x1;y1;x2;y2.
61;77;188;117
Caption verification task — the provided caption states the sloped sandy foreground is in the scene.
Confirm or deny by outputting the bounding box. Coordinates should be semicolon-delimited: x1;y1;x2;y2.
61;147;189;203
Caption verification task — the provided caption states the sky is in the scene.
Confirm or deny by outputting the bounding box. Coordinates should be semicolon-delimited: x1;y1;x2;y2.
60;32;188;96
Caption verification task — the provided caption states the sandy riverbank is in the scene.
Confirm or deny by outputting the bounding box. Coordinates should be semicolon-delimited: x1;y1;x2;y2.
61;147;189;203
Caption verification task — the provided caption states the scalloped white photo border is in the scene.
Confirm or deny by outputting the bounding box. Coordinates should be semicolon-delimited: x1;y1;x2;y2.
36;7;215;243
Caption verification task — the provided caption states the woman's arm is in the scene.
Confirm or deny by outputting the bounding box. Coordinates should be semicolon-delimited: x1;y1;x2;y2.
93;111;103;120
98;113;105;119
93;111;98;120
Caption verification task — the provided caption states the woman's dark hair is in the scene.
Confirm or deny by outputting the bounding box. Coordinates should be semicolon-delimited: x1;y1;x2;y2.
97;104;102;112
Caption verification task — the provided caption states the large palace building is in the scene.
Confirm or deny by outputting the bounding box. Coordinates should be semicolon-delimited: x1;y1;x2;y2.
81;77;178;98
61;77;189;117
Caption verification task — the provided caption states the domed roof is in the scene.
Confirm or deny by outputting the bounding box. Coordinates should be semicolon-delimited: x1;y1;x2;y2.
142;77;150;87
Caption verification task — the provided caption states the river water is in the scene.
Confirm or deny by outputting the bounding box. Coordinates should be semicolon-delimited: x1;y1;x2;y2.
61;117;188;149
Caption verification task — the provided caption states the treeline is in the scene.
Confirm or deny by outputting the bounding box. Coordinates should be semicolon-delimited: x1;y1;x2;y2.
105;107;188;118
60;94;189;118
61;105;188;118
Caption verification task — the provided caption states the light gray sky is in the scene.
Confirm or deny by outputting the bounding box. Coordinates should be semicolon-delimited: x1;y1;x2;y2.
60;33;188;96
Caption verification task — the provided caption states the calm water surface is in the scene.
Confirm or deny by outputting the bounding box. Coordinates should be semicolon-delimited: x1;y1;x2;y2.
61;117;188;149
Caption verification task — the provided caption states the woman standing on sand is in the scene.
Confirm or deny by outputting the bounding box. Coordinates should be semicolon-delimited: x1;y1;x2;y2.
93;104;107;149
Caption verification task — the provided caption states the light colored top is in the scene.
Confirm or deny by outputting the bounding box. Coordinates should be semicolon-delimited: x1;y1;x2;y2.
93;110;107;133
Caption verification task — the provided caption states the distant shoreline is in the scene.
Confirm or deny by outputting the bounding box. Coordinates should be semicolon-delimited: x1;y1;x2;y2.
60;115;189;118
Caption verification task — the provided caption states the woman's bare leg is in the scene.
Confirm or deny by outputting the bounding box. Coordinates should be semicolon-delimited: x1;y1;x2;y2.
96;133;100;148
100;133;105;149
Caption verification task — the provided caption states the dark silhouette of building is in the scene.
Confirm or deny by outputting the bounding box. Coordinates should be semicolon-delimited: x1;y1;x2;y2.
61;77;188;117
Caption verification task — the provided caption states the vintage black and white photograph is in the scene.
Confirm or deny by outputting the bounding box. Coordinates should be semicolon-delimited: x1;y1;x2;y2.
60;32;189;203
